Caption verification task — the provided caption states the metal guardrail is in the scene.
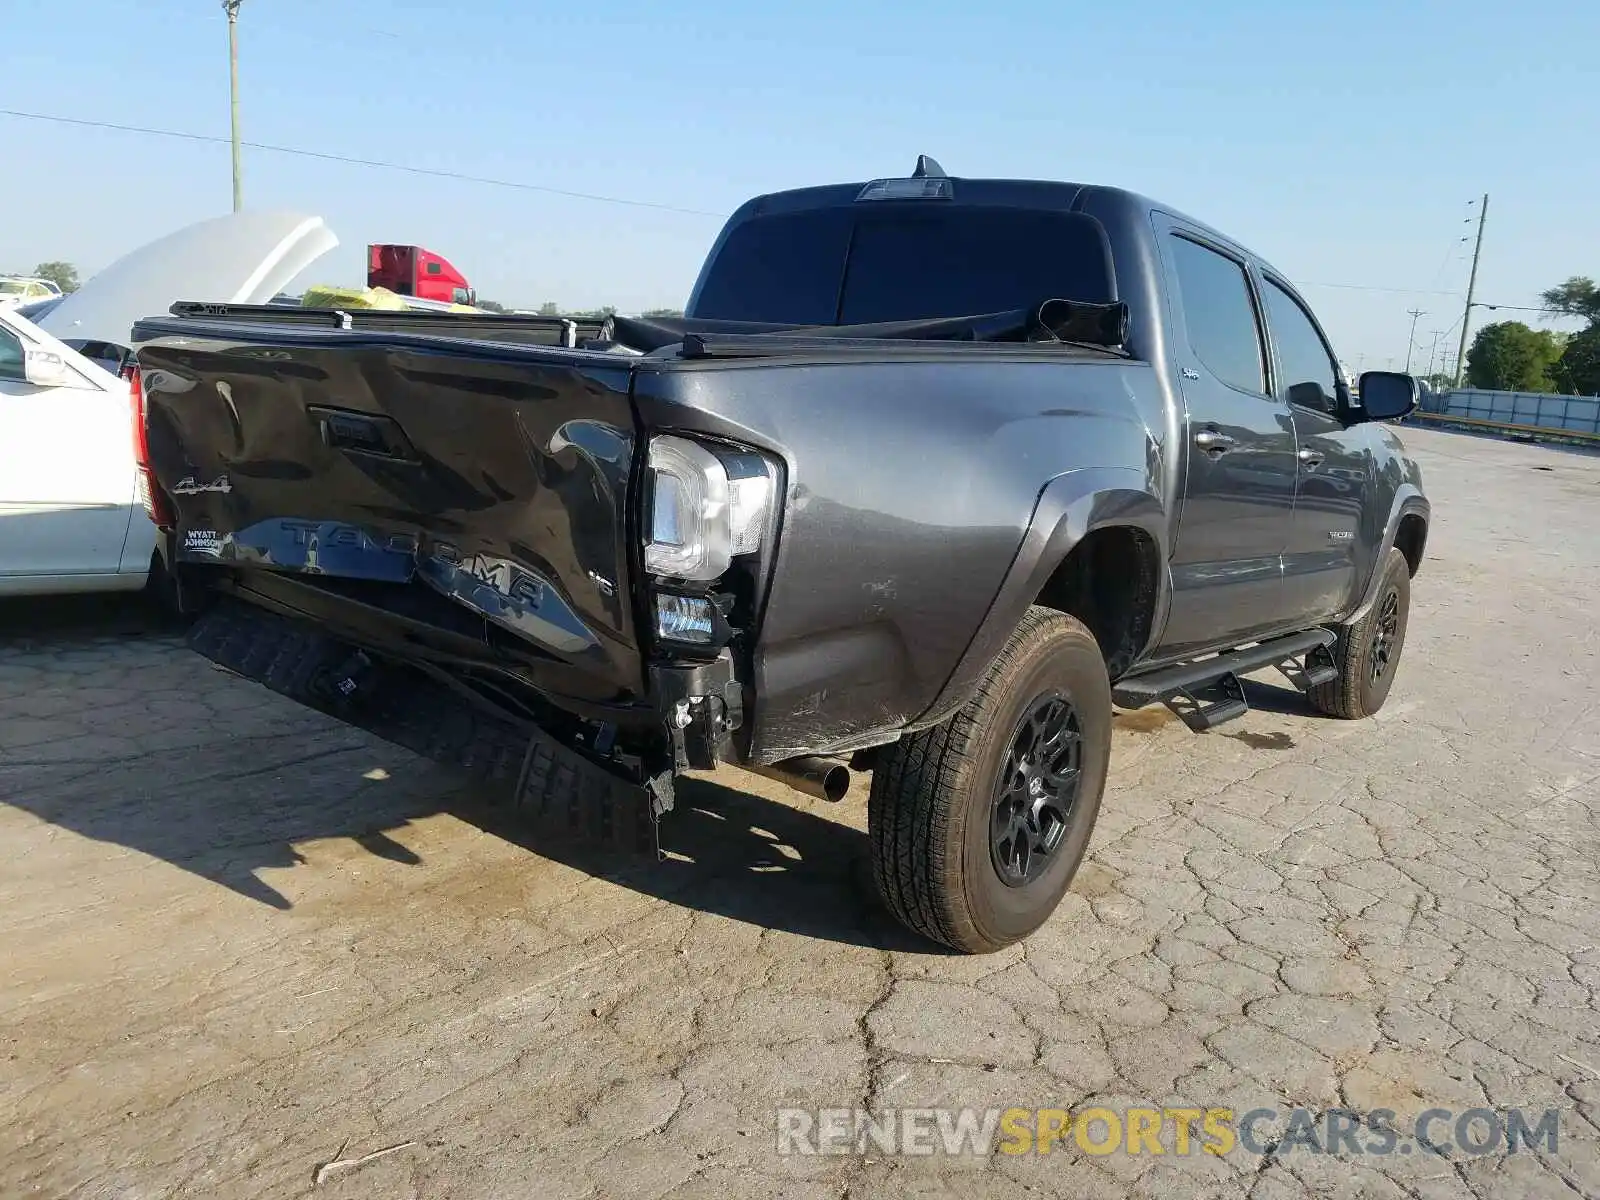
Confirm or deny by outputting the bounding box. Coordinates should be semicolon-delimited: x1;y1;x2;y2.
1420;388;1600;438
1411;410;1600;445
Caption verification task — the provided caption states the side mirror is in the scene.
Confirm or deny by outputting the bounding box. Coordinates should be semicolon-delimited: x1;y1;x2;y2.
1356;371;1418;422
23;348;72;388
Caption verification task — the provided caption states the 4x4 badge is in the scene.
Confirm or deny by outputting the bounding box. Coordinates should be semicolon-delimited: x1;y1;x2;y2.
171;474;232;495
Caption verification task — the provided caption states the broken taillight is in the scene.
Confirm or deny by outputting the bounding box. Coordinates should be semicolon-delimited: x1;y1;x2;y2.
124;363;174;528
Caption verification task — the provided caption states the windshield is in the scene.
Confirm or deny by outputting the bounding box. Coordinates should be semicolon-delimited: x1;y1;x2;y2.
15;297;65;322
0;281;28;295
690;204;1115;326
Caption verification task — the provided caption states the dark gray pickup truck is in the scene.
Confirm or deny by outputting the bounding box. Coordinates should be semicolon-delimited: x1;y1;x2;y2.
133;157;1429;953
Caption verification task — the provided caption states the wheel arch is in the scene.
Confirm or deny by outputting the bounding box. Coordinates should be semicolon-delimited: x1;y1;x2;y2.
913;467;1168;730
1349;489;1429;623
1394;511;1428;575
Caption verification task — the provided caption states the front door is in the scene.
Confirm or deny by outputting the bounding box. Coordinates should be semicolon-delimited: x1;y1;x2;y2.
0;316;135;578
1256;274;1370;625
1154;225;1299;658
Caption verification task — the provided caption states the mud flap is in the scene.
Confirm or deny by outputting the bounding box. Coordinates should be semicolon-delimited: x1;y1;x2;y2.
188;600;662;855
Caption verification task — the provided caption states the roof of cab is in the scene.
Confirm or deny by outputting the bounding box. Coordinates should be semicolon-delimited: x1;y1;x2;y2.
730;173;1290;293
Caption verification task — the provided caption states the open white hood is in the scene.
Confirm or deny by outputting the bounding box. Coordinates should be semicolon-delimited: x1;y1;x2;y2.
37;211;338;347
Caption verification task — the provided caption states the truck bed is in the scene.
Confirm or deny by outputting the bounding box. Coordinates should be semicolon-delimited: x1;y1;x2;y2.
134;298;1152;757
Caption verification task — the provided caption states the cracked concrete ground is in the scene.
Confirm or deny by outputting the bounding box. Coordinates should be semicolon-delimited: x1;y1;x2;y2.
2;425;1597;1199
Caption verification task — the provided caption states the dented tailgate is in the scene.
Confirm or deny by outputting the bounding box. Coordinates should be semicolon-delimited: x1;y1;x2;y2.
137;330;644;697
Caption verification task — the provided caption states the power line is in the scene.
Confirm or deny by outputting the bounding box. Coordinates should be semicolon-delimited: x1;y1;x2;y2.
1295;281;1553;316
0;107;1564;316
1426;198;1475;291
1294;281;1465;297
0;107;724;218
1472;302;1558;315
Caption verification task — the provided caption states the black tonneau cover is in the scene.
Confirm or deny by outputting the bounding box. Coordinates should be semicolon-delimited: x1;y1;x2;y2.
604;297;1130;357
142;298;1131;363
163;301;609;348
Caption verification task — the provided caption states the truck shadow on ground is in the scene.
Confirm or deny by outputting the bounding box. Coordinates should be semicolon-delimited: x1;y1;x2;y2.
0;603;942;950
454;774;943;953
18;758;938;951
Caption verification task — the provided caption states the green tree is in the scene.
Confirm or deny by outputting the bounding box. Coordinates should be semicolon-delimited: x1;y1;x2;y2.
641;307;685;318
536;301;561;316
1540;276;1600;324
1552;324;1600;395
475;298;508;313
1464;321;1562;392
32;261;79;293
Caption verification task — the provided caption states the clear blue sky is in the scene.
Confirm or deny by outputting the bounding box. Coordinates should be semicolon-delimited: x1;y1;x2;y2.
4;0;1595;371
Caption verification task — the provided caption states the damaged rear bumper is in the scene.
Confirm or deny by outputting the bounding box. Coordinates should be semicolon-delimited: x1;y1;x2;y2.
187;600;672;854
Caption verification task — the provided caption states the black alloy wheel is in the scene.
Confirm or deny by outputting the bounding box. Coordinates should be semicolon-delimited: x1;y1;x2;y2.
990;693;1082;887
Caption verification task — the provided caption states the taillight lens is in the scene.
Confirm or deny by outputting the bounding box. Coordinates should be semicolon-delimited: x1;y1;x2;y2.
644;436;731;581
643;435;773;582
125;364;174;528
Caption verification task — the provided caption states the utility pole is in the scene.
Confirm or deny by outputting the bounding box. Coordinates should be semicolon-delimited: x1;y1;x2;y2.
1453;194;1489;387
1425;330;1444;381
224;0;243;212
1404;309;1426;373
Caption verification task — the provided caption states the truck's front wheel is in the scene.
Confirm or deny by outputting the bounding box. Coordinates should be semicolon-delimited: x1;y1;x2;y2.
868;607;1112;953
1307;546;1412;720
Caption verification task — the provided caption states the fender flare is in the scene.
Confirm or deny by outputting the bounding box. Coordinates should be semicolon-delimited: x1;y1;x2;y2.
912;466;1169;730
1348;488;1430;623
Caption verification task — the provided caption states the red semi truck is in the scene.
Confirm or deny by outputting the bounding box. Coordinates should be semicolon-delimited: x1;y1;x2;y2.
366;244;476;306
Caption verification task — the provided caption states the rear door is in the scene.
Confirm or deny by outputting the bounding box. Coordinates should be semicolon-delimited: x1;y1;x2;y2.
1153;220;1298;657
1257;273;1370;624
0;311;136;578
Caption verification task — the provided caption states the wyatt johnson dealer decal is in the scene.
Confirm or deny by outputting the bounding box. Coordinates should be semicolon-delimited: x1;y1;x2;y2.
183;529;224;557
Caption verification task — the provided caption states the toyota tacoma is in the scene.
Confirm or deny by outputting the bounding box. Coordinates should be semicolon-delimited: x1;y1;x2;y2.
132;157;1429;953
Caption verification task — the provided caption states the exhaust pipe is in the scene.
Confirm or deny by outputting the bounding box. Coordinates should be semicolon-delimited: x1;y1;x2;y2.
744;755;852;803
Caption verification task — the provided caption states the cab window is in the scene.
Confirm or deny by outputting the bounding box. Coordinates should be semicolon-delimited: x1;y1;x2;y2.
1167;234;1268;395
1262;277;1340;413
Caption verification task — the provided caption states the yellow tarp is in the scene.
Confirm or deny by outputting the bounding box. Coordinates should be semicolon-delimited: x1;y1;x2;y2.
299;285;410;310
299;284;481;313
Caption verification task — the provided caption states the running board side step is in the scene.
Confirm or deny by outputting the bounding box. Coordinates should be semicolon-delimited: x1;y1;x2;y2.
1112;629;1338;732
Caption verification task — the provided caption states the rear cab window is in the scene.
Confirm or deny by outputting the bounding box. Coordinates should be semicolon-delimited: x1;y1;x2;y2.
690;204;1116;326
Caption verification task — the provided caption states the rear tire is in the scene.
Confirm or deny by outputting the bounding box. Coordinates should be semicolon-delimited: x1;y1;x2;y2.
868;606;1112;953
1309;547;1411;719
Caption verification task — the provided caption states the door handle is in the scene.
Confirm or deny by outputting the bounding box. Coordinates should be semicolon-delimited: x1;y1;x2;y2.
1193;429;1235;453
1297;447;1324;467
